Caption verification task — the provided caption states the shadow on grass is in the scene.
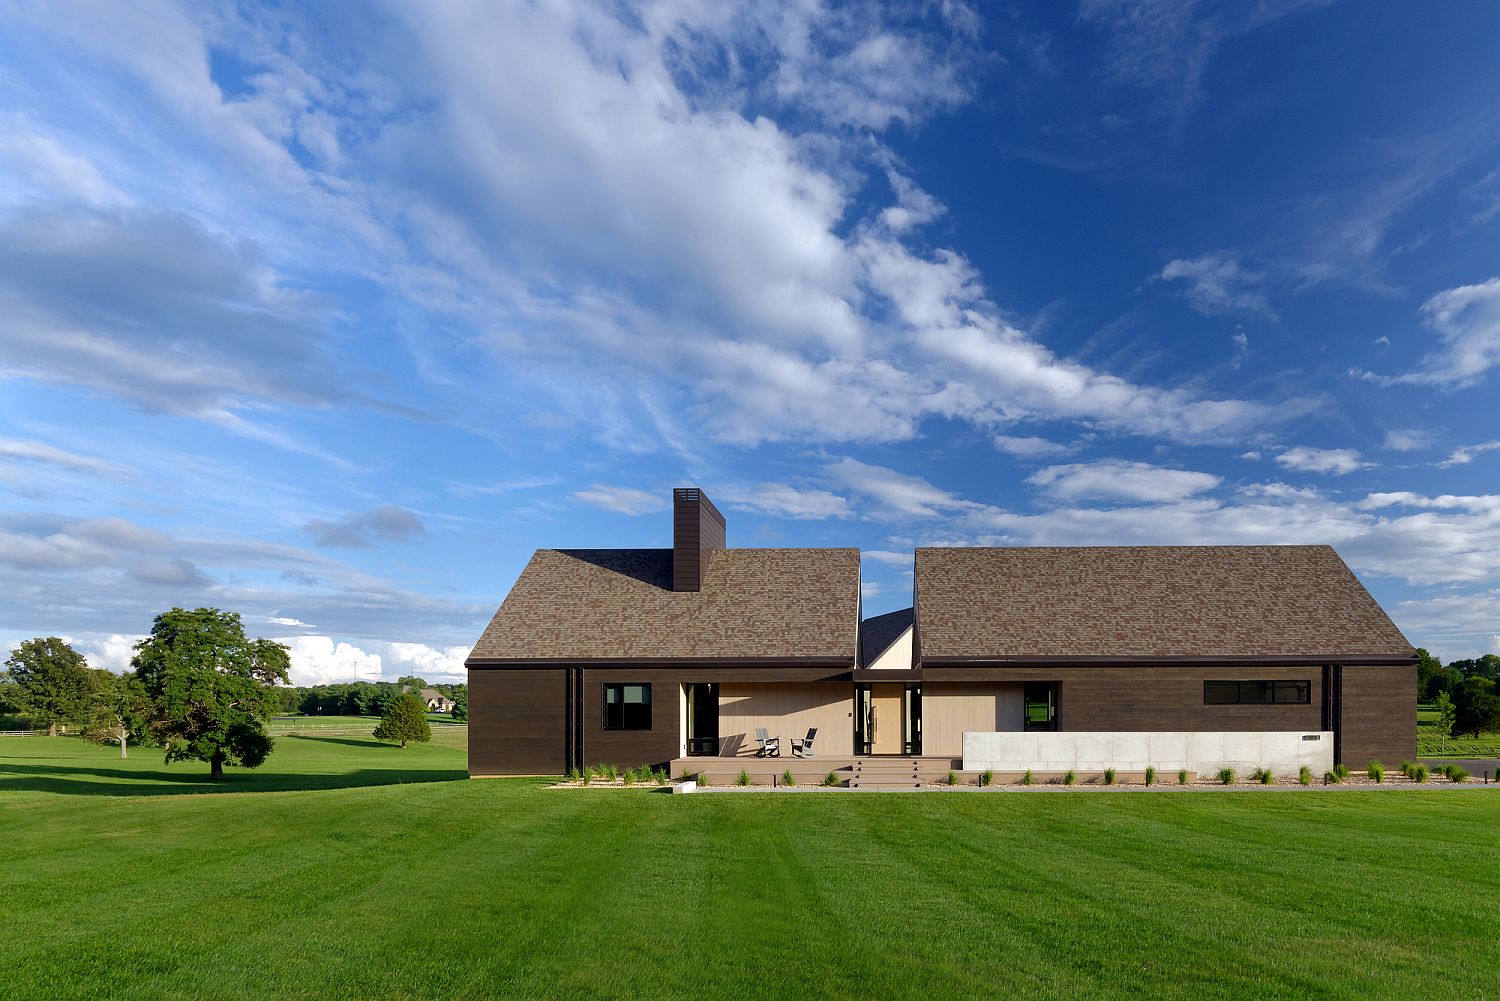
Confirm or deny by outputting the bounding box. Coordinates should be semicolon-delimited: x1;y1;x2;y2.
0;761;469;797
288;735;384;748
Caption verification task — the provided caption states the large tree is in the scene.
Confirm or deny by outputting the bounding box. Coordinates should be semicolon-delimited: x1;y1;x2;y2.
133;608;291;780
83;671;153;759
373;691;431;748
4;637;93;735
1416;648;1442;701
1452;675;1500;740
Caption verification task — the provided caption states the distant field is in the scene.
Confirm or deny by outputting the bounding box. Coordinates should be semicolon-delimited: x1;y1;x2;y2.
2;735;1498;1000
1416;702;1500;757
269;713;462;730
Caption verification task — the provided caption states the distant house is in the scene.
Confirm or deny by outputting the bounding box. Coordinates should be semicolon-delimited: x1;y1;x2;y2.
420;688;455;713
466;487;1416;776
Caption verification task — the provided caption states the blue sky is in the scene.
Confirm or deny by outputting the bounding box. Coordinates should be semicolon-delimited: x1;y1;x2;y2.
3;1;1500;684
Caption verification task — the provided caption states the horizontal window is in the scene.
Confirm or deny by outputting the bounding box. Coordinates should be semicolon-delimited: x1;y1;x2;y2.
603;683;651;730
1204;680;1311;705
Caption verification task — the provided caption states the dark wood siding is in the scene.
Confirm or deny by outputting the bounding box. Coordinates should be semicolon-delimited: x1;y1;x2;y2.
583;669;690;768
672;488;726;592
1339;663;1414;766
928;665;1325;733
468;668;566;776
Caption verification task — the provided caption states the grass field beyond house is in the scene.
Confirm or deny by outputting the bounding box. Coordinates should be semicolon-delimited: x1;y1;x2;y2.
2;737;1498;1000
1417;702;1500;757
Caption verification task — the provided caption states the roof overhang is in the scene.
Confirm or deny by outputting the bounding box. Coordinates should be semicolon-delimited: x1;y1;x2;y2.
466;656;856;669
920;653;1418;668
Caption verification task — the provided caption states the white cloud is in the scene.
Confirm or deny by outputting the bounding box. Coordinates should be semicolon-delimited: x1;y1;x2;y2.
1157;251;1272;316
278;635;384;687
725;483;852;520
305;506;426;549
78;634;143;673
0;437;131;478
993;434;1070;458
1027;460;1221;503
571;485;668;516
383;642;471;681
825;457;976;518
1437;440;1500;468
0;130;128;206
1275;446;1368;475
1382;429;1431;452
1353;276;1500;387
862;550;913;567
860;581;883;599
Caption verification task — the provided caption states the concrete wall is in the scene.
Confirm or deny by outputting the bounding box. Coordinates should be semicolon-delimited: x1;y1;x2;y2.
962;730;1334;774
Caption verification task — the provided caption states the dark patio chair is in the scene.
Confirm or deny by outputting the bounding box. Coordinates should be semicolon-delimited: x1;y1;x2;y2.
791;728;817;758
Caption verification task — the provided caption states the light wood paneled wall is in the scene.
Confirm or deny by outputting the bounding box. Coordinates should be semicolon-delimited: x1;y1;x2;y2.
923;682;1024;757
718;683;854;757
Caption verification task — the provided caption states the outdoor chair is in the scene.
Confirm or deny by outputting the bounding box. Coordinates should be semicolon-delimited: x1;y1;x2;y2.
754;728;781;757
790;728;817;758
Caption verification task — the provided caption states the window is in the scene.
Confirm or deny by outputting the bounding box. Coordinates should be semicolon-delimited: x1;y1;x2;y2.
603;683;651;730
1204;680;1310;705
1024;682;1057;732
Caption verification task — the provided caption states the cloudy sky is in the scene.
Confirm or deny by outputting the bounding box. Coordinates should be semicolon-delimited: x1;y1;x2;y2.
3;1;1500;684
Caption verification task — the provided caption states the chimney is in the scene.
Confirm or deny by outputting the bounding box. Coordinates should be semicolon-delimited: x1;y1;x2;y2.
672;487;726;592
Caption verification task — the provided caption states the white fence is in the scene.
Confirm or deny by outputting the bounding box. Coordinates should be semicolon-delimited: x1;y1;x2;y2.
962;730;1335;774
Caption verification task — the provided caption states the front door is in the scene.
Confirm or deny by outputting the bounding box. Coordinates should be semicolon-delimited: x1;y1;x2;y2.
685;683;719;755
871;683;904;755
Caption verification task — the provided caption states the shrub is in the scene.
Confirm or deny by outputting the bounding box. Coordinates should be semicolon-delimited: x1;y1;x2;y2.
1399;760;1416;779
980;769;993;787
1252;767;1274;785
621;768;635;786
1367;761;1384;783
1022;769;1033;786
652;767;668;785
1444;764;1468;783
567;767;581;783
1217;767;1236;786
736;769;750;787
945;770;959;786
821;771;840;787
580;767;592;786
782;769;795;787
697;771;709;787
1412;764;1429;783
1177;769;1188;786
1104;767;1117;786
1323;771;1338;784
1332;763;1350;781
602;763;618;782
1299;765;1312;786
1144;766;1156;787
1063;769;1076;786
679;769;694;783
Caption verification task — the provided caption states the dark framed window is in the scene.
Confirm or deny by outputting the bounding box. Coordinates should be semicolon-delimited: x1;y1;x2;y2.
1024;682;1057;732
1204;680;1311;705
603;683;651;730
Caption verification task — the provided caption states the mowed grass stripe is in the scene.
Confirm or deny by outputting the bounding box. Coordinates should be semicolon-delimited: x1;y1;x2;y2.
3;737;1498;999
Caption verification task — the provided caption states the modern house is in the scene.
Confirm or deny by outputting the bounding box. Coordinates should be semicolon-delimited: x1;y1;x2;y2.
467;488;1416;779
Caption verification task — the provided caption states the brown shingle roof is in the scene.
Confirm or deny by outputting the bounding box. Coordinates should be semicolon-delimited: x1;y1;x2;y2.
914;545;1412;660
468;547;860;662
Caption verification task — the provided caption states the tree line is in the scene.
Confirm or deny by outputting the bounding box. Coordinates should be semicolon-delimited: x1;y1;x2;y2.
1416;649;1500;739
1;607;451;778
285;679;466;720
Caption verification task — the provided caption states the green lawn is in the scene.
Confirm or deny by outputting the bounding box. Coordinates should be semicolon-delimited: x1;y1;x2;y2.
2;736;1498;1000
1416;702;1500;757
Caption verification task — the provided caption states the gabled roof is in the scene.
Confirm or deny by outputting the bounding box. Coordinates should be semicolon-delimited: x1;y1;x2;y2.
914;545;1413;661
468;547;860;663
859;607;913;668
